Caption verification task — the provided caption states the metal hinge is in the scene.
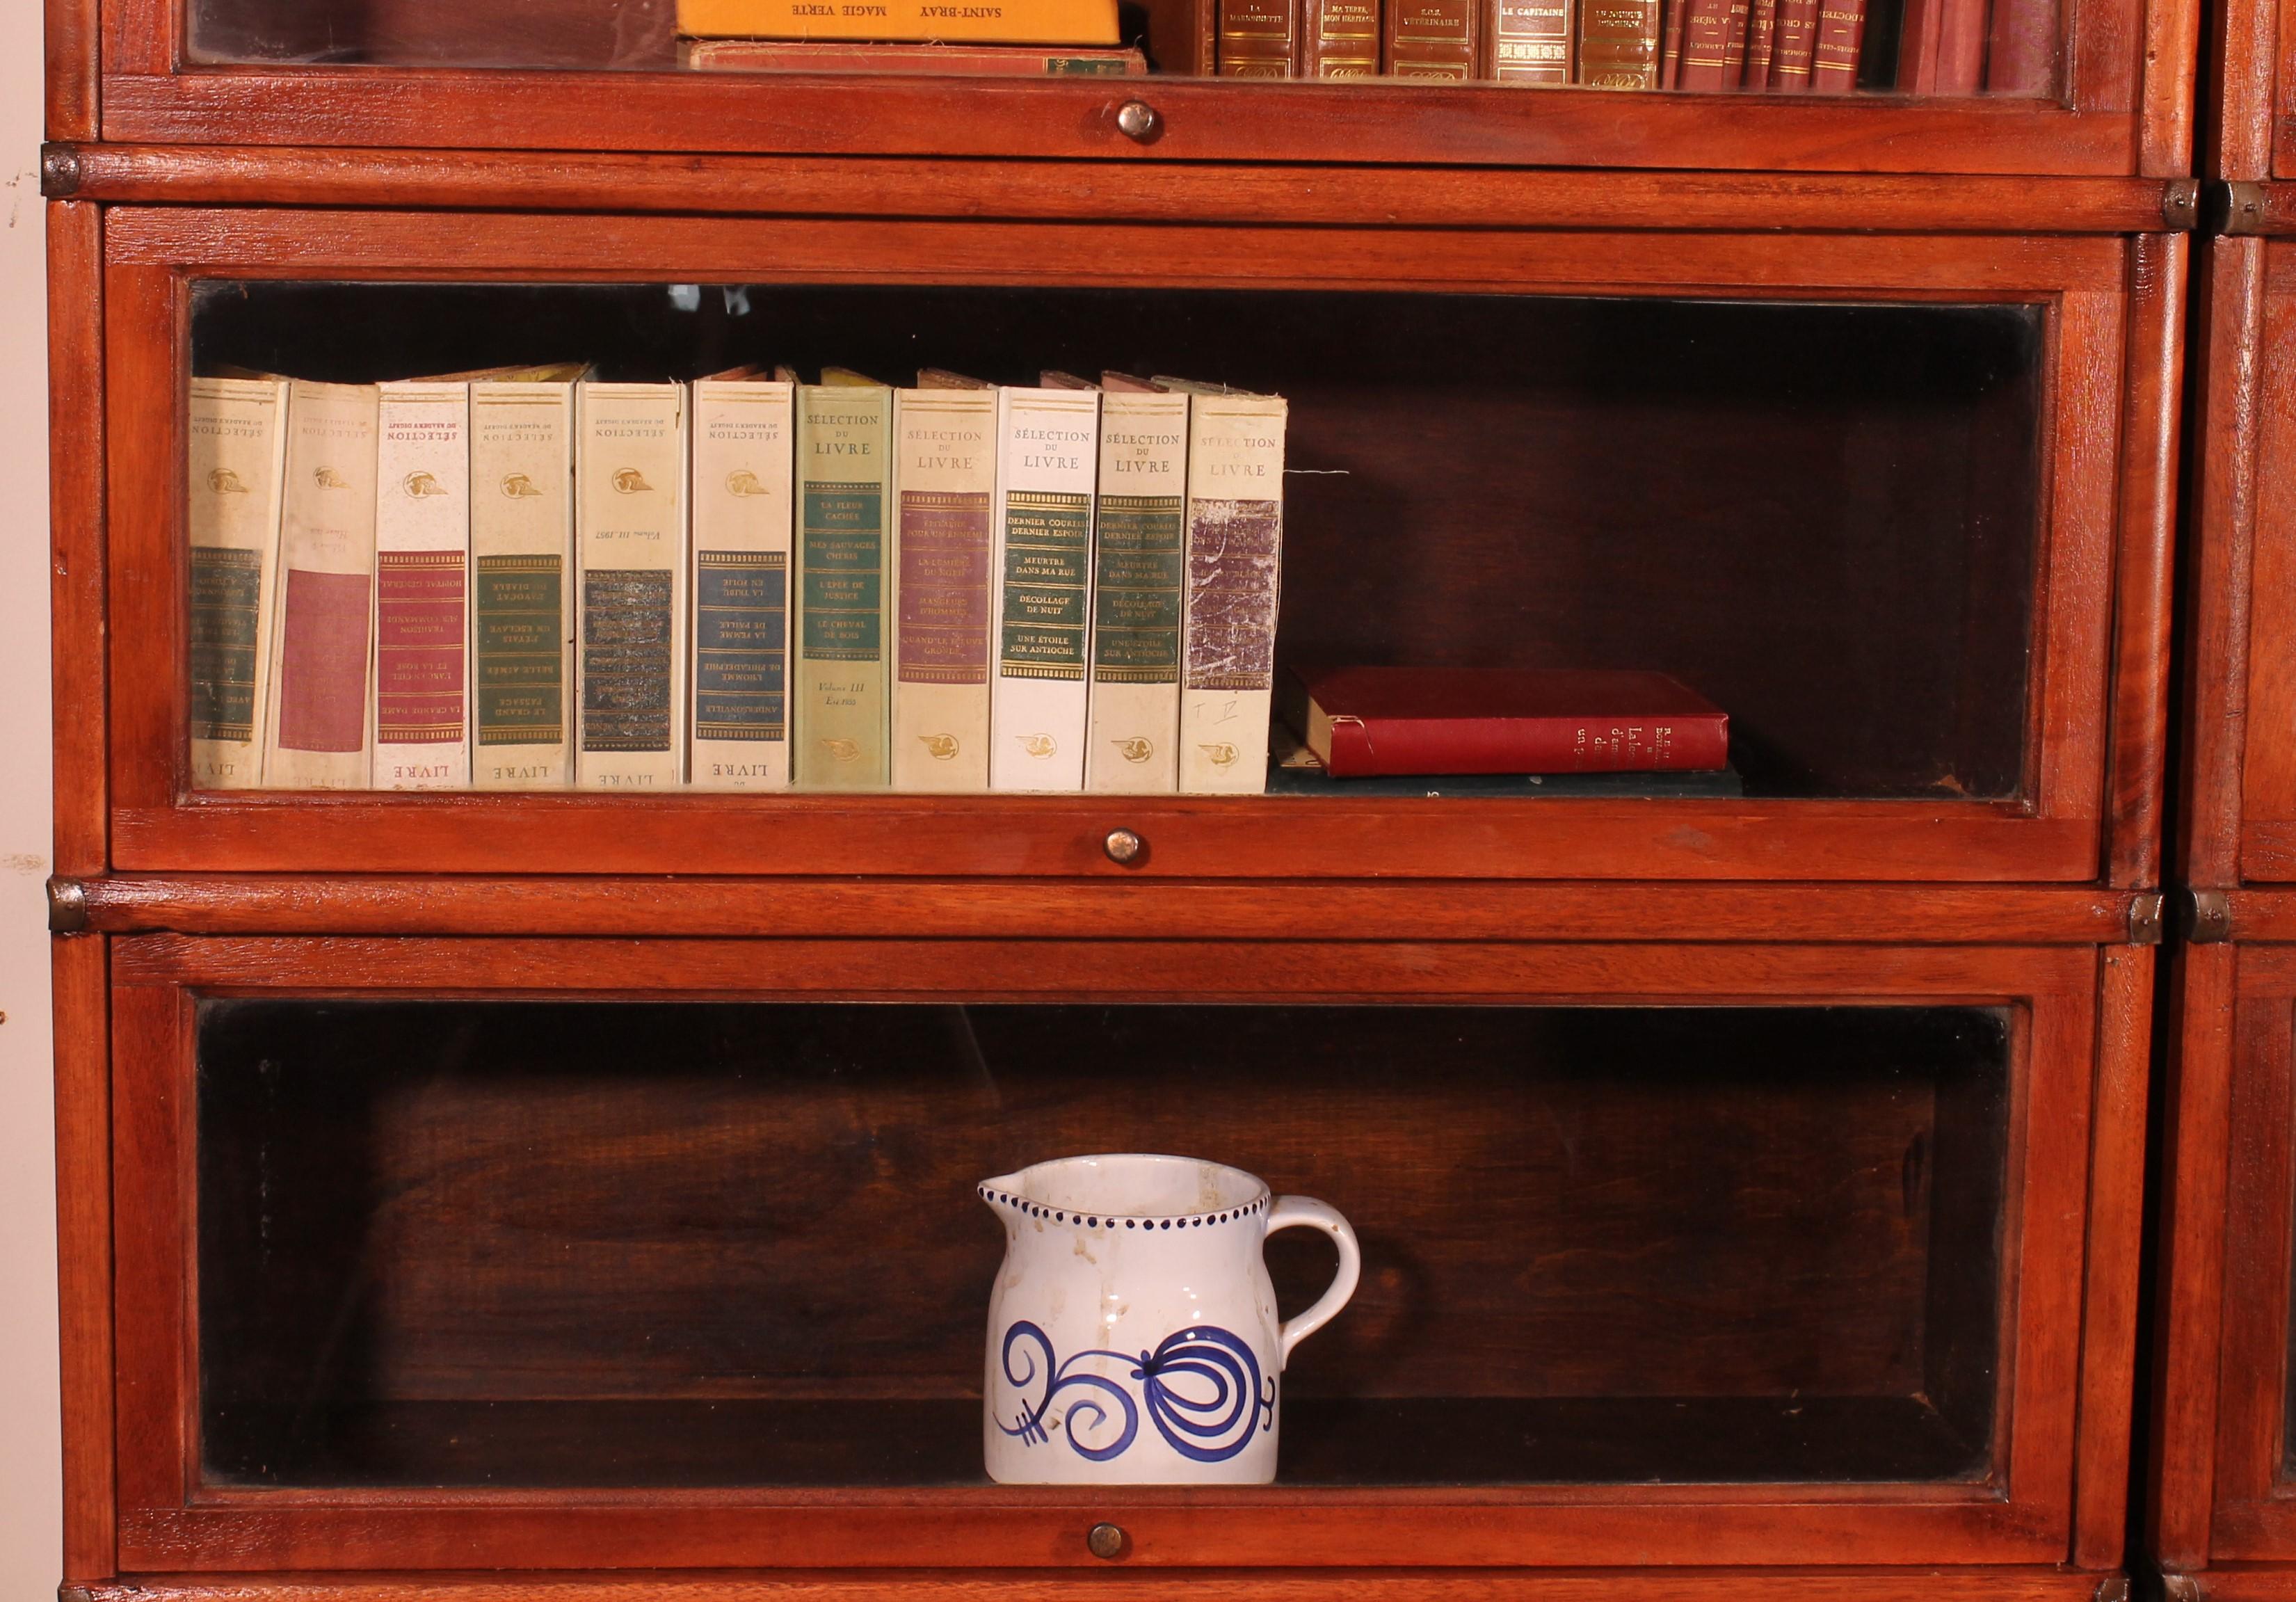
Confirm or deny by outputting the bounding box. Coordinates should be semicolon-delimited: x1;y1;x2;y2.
47;876;89;935
2162;179;2202;231
2158;1572;2205;1602
2129;891;2165;945
2094;1578;2133;1602
38;143;81;200
2173;888;2234;943
2208;179;2272;236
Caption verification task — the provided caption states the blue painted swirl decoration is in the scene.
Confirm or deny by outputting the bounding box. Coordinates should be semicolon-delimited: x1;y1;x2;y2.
996;1320;1277;1464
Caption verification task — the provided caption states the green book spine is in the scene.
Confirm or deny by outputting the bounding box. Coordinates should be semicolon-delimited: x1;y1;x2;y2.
795;385;893;790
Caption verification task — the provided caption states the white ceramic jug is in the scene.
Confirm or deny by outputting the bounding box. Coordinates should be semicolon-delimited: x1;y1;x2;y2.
978;1152;1361;1484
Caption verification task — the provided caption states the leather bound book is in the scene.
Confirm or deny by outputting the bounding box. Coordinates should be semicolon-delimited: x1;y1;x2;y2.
682;38;1146;70
1930;0;1986;91
372;380;472;791
1219;0;1299;74
1385;0;1477;78
264;379;380;790
1984;0;2053;91
575;382;688;790
1766;0;1817;83
1285;666;1729;777
1742;0;1775;81
1893;0;1940;86
1673;0;1737;86
1808;0;1863;88
1492;0;1571;81
186;376;289;790
1305;0;1381;74
794;378;893;790
689;376;796;792
890;383;997;793
1719;0;1750;80
1575;0;1660;83
1659;0;1685;83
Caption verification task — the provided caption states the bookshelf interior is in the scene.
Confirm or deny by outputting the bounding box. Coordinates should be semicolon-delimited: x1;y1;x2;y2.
191;280;2043;803
173;0;2060;90
193;998;2007;1492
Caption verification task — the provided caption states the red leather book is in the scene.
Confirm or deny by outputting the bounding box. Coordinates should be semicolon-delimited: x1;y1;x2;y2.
1894;0;1941;88
1673;0;1738;87
1765;0;1816;83
1742;0;1776;82
1930;0;1985;90
1807;0;1863;88
1283;666;1729;776
1983;0;2053;91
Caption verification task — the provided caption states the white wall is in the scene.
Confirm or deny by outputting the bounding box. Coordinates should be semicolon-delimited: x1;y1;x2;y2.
3;0;61;1582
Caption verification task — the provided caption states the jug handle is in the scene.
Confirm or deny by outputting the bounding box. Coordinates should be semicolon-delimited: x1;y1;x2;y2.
1267;1196;1362;1370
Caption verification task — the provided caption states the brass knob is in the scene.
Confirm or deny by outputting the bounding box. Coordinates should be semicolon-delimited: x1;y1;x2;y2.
1114;100;1159;141
1103;828;1145;865
1086;1522;1127;1560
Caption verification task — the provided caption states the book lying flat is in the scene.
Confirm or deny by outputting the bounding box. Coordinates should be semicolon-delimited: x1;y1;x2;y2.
682;38;1144;69
677;0;1120;44
1282;666;1729;776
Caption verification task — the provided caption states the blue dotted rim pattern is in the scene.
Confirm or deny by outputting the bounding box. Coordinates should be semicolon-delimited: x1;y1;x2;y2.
979;1187;1269;1231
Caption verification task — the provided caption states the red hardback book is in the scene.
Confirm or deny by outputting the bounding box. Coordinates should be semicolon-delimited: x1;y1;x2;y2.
1983;0;2053;91
1807;0;1863;89
1283;666;1729;776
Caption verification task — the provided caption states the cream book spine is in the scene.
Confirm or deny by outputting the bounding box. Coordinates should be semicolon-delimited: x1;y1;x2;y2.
371;381;472;791
469;381;576;790
186;376;290;790
575;382;687;791
689;379;795;792
794;384;892;790
262;379;380;790
1178;391;1287;795
989;386;1100;793
890;386;997;792
1084;389;1188;794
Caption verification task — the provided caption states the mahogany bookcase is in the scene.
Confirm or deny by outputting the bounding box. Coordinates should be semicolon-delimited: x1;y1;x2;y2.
42;0;2198;1592
2144;0;2296;1585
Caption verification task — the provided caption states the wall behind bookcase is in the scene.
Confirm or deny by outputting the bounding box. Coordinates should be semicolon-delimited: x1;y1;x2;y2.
2;0;61;1579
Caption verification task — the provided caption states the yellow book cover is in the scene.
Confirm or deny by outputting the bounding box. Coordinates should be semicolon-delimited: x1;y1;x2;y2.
679;0;1118;44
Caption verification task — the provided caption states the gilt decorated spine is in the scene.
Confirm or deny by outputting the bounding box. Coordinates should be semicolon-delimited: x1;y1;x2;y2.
469;381;575;790
1808;0;1864;88
371;381;472;791
689;379;796;792
1177;392;1285;796
990;387;1100;793
891;386;997;792
1386;0;1477;76
263;379;380;790
1767;0;1818;83
795;383;893;790
1219;0;1299;74
1493;0;1571;78
575;382;687;791
186;376;289;790
1575;0;1661;83
1305;0;1382;72
1084;389;1188;794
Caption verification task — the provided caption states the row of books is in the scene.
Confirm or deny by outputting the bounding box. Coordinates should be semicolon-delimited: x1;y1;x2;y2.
1218;0;2047;90
187;367;1287;796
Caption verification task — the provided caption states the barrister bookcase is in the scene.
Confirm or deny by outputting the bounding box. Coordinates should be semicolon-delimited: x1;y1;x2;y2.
42;0;2201;1584
2142;0;2296;1585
